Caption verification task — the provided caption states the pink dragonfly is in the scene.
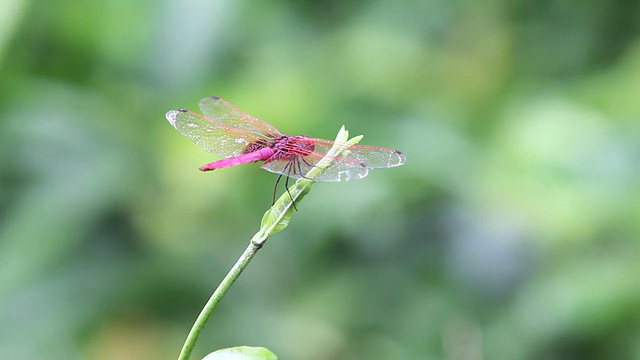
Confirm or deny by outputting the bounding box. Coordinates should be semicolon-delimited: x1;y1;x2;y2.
165;96;405;198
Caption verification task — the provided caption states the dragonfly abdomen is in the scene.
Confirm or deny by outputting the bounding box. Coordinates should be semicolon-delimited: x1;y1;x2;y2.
200;147;275;171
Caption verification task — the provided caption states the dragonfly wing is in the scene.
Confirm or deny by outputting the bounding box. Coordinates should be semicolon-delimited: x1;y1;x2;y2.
166;109;260;157
260;153;369;182
198;97;282;138
310;138;406;168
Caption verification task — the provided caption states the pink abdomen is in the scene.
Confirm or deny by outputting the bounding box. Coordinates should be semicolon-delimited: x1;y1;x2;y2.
199;147;274;171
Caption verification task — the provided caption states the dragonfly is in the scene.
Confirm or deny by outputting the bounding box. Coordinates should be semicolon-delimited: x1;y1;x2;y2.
165;96;406;203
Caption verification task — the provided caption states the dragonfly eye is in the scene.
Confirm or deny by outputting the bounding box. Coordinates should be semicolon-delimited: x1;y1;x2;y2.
292;136;315;152
294;140;314;154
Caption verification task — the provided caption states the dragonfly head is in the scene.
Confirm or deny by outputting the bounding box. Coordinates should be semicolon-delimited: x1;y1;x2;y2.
291;136;315;154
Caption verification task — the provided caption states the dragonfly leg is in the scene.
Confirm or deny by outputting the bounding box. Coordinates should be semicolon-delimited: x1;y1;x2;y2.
272;169;286;205
296;156;323;181
272;161;297;210
284;167;298;211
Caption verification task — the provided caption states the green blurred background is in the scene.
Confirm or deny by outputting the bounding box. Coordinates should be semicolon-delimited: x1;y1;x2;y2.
1;0;639;359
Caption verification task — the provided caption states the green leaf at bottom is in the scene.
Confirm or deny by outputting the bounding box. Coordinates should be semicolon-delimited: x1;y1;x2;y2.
202;346;278;360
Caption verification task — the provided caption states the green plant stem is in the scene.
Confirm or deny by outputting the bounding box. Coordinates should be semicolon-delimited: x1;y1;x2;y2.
177;240;262;360
177;126;362;360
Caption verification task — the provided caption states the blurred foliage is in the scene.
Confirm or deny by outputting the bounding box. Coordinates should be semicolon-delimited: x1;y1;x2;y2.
1;0;639;359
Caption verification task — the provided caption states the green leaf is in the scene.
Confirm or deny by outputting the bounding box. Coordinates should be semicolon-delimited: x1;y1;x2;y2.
202;346;278;360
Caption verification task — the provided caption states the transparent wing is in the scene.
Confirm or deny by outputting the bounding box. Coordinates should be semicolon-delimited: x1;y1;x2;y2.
307;138;406;168
166;109;264;157
198;96;282;138
260;137;405;182
260;153;370;182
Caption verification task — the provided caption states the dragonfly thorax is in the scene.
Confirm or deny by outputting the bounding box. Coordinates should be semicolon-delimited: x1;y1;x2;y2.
270;135;315;160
